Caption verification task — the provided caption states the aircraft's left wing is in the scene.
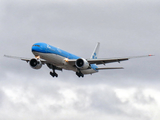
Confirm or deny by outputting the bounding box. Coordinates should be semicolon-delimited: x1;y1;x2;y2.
86;55;153;65
66;55;153;65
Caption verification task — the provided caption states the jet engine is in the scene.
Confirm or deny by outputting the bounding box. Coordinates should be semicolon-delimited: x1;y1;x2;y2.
29;58;42;69
75;58;89;70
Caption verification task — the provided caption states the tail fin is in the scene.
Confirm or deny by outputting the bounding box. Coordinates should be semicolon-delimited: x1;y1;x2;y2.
91;42;100;59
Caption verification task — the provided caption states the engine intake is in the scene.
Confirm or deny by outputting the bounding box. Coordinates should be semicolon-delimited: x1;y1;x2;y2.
75;58;89;70
29;58;42;69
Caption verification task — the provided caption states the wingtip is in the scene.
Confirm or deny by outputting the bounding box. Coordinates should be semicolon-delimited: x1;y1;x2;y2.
148;54;154;56
4;55;8;57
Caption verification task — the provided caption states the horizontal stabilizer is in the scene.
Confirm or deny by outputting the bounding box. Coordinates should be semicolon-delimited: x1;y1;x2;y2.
96;67;124;70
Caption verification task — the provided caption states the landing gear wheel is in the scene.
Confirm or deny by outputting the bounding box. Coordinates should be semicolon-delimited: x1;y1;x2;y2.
82;74;84;77
50;72;58;78
55;73;58;77
76;72;84;78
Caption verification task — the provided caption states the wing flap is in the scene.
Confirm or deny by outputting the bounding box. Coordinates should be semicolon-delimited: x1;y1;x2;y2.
86;58;128;65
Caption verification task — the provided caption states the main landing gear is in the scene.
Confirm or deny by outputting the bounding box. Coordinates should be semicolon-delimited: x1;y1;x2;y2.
76;71;84;78
47;64;61;78
50;71;58;77
50;68;58;78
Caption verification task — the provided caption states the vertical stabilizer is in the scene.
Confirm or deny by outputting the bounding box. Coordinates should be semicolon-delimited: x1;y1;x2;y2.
91;42;100;59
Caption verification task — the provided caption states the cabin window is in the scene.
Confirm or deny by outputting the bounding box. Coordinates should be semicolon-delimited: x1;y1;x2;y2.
33;45;40;47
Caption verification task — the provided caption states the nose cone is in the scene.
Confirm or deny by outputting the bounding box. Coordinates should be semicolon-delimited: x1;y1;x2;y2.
32;44;41;52
32;46;37;52
31;44;41;56
31;43;46;53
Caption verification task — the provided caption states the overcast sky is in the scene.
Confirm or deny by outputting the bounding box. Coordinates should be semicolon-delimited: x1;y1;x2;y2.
0;0;160;120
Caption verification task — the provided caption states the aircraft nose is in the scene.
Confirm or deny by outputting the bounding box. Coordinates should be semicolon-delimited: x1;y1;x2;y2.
32;46;37;52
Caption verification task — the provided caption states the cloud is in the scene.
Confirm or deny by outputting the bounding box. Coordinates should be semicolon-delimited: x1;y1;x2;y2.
0;76;159;120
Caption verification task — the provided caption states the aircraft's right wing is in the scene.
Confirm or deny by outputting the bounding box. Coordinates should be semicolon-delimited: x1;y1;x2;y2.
86;55;153;65
4;55;32;62
4;55;47;64
4;55;62;71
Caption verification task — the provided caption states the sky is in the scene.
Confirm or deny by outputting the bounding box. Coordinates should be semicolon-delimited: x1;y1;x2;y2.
0;0;160;120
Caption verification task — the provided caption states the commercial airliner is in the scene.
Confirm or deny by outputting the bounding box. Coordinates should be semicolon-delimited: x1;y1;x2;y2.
4;42;153;78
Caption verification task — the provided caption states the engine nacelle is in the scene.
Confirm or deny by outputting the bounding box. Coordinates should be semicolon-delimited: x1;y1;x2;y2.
75;58;89;70
29;58;42;69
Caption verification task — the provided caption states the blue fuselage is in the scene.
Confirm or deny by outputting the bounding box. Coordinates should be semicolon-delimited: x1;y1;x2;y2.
32;43;98;74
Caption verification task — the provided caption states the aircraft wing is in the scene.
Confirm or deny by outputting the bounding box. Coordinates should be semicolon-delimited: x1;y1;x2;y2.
96;67;124;70
4;55;46;64
87;58;128;65
67;55;153;65
86;55;153;65
4;55;62;71
5;54;153;67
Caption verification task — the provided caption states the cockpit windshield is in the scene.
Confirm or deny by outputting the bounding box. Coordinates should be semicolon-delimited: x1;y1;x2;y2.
33;45;40;47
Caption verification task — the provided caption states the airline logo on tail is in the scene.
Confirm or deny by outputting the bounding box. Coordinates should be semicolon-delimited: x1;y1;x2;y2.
92;53;97;59
91;42;100;59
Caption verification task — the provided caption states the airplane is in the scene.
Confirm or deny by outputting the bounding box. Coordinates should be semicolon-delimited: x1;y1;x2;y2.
4;42;153;78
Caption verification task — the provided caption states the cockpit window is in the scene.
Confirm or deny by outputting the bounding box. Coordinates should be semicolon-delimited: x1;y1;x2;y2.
33;45;40;47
